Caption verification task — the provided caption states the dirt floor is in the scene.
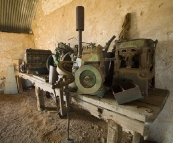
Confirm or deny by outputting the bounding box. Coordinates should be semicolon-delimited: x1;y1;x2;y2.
0;88;133;143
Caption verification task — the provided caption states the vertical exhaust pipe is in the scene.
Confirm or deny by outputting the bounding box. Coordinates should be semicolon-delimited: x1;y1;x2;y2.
76;6;84;57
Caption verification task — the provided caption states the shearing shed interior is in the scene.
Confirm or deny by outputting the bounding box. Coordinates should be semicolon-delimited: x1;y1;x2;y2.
0;0;173;143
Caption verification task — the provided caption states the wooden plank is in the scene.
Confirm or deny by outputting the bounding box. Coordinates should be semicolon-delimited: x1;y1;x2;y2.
148;88;169;97
71;93;163;122
141;89;169;106
19;73;54;93
18;73;68;103
19;73;43;84
71;97;149;136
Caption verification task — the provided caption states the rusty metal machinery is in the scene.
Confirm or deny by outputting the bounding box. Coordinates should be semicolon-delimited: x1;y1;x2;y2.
74;6;117;97
52;61;74;141
113;39;158;96
75;44;107;97
46;42;76;86
20;48;51;75
52;61;74;117
75;6;107;96
46;42;75;69
74;35;116;97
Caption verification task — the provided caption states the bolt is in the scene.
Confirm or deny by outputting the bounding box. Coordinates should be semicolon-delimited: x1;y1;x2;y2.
84;76;91;82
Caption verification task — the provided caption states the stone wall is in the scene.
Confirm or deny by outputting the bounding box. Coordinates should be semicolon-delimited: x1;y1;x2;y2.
32;0;173;142
0;32;35;92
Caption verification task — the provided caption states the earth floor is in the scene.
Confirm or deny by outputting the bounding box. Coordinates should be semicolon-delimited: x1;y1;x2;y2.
0;88;133;143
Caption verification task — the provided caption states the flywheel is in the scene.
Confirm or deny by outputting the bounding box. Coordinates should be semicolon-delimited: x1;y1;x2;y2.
75;65;103;94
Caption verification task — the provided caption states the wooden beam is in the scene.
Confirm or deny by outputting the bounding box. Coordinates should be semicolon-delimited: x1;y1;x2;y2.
16;76;23;93
132;132;142;143
107;119;122;143
35;86;45;111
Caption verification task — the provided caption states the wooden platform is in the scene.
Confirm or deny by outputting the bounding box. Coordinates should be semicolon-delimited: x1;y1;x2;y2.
17;73;169;143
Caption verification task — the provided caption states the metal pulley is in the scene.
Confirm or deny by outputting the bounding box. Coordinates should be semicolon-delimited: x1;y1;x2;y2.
75;65;103;94
56;61;74;79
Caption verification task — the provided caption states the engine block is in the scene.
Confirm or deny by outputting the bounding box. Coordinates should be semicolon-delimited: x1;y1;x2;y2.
20;48;52;74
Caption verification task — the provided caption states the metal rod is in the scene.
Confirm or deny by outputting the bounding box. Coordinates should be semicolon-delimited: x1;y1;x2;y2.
53;89;59;114
76;6;84;58
78;30;82;57
67;112;70;140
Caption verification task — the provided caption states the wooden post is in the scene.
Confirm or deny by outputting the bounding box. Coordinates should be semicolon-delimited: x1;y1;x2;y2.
107;119;122;143
35;86;45;111
132;132;142;143
16;76;23;93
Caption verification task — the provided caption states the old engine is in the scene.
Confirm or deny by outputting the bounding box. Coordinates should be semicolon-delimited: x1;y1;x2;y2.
112;39;158;96
20;48;52;75
75;45;107;97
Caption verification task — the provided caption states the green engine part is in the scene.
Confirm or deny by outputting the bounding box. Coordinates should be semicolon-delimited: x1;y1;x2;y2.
82;45;103;62
46;42;75;70
75;64;106;97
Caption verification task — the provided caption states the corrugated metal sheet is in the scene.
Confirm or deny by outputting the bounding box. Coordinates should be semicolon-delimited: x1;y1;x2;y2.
0;0;38;34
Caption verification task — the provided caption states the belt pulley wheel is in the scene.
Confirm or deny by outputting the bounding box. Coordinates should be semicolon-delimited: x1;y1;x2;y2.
75;65;103;94
57;61;74;79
